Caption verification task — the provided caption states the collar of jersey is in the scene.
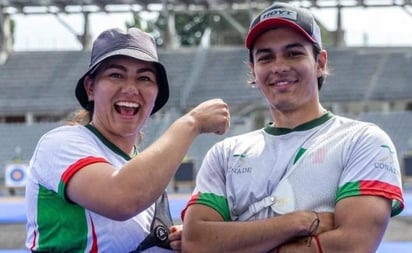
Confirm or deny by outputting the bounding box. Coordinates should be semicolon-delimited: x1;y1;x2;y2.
264;111;333;136
85;124;137;160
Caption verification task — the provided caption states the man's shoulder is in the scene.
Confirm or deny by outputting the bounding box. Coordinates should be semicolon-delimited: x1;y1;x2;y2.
224;128;265;142
212;129;266;152
329;114;375;128
327;114;389;141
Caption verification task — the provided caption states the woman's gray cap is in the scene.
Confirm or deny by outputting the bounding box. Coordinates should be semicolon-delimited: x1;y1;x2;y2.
75;27;169;115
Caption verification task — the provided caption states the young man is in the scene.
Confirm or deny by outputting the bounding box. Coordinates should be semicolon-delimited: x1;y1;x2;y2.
181;2;404;253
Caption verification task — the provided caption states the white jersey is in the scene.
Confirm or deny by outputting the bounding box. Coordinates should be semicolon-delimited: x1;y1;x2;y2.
182;112;404;221
25;124;172;253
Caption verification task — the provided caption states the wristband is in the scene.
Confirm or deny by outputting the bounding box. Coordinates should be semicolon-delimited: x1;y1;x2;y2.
308;211;320;236
306;211;320;247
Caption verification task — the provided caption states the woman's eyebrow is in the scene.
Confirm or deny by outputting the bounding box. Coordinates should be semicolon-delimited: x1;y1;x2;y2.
101;63;127;72
101;64;156;76
136;67;156;75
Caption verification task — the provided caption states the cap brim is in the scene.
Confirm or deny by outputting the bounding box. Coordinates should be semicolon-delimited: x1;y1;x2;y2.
245;18;317;49
75;49;169;115
152;63;169;115
75;74;89;110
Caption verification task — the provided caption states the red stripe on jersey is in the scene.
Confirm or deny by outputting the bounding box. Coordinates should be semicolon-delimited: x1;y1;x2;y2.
30;228;37;250
181;192;201;220
89;214;98;253
359;180;404;202
61;156;108;184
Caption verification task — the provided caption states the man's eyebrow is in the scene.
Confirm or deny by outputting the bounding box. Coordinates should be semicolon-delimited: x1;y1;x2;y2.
254;48;272;55
285;42;305;50
254;42;306;55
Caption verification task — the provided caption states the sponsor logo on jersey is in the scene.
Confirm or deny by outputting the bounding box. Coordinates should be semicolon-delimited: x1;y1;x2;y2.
233;153;247;159
380;144;395;154
228;152;252;174
228;167;252;175
374;145;399;176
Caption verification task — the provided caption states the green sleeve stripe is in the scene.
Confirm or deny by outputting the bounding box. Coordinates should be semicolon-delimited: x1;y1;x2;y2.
186;192;231;221
336;181;361;202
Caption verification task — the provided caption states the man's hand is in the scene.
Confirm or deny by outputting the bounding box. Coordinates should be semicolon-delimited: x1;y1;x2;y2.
169;225;183;252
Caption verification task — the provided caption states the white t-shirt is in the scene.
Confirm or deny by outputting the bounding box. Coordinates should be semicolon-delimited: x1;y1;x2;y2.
182;112;404;221
25;124;172;252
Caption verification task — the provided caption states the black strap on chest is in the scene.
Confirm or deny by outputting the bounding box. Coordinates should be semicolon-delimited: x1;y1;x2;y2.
130;191;174;252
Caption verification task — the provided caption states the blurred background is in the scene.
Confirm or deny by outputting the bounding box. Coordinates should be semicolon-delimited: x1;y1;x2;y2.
0;0;411;252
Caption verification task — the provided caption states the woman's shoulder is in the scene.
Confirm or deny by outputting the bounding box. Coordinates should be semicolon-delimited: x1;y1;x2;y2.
39;124;94;145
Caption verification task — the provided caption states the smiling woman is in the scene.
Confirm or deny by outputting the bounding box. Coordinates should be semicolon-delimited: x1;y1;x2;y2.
24;27;231;252
85;57;160;134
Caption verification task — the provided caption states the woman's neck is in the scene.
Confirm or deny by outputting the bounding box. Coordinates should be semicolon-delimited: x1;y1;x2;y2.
88;122;137;155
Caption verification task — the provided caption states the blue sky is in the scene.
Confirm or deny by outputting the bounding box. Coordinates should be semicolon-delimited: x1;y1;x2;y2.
11;6;412;51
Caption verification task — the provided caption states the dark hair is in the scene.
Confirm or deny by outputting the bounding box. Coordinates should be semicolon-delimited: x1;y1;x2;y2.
248;45;329;90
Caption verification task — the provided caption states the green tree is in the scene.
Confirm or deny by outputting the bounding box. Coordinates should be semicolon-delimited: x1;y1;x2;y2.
127;9;332;48
128;10;251;47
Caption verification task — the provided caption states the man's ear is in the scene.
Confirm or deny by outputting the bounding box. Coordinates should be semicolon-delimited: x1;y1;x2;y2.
249;62;257;84
317;50;328;78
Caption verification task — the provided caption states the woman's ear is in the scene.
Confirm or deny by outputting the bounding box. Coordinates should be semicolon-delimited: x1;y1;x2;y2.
84;75;94;101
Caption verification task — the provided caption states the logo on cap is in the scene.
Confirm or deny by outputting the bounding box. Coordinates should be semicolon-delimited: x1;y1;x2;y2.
260;8;298;22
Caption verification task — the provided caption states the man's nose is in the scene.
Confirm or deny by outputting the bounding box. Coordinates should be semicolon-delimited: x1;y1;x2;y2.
271;57;290;74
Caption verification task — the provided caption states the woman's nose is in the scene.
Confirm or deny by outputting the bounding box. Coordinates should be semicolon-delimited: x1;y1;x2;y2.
122;79;139;95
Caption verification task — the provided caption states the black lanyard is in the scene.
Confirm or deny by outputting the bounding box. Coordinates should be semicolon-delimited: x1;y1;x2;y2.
130;191;174;252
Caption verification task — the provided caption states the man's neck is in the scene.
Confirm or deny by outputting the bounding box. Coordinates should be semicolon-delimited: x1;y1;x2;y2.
271;106;326;129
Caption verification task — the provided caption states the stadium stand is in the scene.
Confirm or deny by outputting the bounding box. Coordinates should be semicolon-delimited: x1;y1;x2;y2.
153;49;200;109
0;51;88;115
359;111;412;156
1;1;412;252
183;47;262;108
320;47;412;103
375;51;412;100
358;111;412;182
0;47;412;174
1;47;412;113
321;49;379;102
0;123;60;164
0;122;60;193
